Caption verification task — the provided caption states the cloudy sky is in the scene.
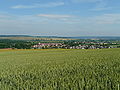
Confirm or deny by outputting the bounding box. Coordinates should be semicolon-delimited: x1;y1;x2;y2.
0;0;120;36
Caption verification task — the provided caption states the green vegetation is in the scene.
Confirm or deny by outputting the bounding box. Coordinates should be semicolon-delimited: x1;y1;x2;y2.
0;40;32;49
0;49;119;90
0;39;66;49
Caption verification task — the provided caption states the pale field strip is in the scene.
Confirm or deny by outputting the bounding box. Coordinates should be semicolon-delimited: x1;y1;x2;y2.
0;37;74;40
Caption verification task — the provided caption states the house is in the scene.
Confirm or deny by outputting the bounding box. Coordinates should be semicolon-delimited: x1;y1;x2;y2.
32;43;64;49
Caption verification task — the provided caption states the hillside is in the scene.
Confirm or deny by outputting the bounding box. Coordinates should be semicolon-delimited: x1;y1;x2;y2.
0;49;119;89
0;35;74;41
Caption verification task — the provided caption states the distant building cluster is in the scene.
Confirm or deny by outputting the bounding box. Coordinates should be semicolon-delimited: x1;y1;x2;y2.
32;43;66;49
32;42;114;49
67;45;112;49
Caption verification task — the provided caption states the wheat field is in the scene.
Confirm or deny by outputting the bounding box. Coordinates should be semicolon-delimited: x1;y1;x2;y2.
0;49;119;90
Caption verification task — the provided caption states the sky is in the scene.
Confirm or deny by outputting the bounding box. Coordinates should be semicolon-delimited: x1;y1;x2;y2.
0;0;120;36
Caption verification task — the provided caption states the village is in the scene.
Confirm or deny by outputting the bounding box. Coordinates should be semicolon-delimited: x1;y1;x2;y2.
0;38;120;49
32;41;117;49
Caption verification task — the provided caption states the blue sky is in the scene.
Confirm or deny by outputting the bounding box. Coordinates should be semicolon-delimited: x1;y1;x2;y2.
0;0;120;36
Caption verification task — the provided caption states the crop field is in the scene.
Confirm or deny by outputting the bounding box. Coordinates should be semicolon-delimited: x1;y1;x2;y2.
0;49;119;90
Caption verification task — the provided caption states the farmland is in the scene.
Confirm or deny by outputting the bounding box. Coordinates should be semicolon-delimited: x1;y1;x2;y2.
0;49;119;90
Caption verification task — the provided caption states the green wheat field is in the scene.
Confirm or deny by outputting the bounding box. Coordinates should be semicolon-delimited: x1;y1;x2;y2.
0;49;120;90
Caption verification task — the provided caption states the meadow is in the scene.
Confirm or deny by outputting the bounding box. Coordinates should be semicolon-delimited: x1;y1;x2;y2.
0;49;119;90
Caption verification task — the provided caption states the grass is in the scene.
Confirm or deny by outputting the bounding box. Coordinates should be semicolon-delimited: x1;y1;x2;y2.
0;49;119;90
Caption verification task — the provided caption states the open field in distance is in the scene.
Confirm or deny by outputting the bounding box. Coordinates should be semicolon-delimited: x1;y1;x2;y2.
0;37;74;41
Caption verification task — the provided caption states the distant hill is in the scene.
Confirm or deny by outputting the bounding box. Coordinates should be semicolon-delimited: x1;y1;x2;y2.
0;35;73;40
0;35;120;40
0;35;31;37
64;36;120;40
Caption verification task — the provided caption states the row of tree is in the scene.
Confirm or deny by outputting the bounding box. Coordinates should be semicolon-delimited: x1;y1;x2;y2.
0;39;32;49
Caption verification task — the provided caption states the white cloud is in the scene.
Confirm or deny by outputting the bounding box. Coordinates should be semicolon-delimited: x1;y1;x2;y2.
72;0;112;11
89;14;120;24
0;15;7;18
91;7;112;11
1;13;120;36
90;0;112;11
1;13;120;25
0;14;11;18
72;0;102;3
11;2;64;9
37;14;73;19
